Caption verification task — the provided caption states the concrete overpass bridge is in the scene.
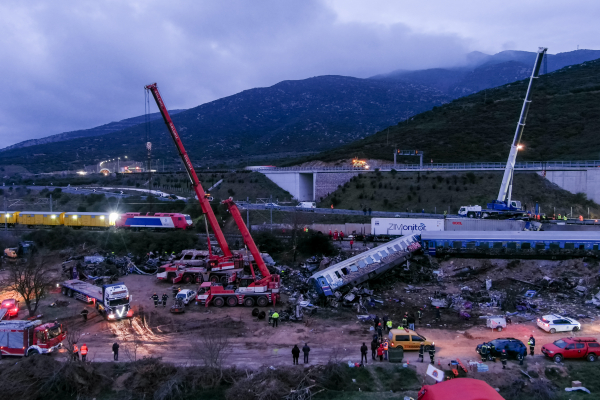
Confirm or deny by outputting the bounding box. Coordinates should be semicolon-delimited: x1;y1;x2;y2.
258;160;600;203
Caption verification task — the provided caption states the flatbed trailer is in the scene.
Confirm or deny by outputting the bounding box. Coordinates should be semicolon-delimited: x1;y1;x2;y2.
60;279;133;320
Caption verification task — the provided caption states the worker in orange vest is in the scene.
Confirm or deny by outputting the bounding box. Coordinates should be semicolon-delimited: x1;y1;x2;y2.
81;343;88;361
579;215;584;221
383;340;389;360
72;343;79;361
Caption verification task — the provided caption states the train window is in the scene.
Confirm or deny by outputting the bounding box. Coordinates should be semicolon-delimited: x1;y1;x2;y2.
466;241;476;249
549;242;560;250
334;271;341;279
493;242;503;249
564;243;574;249
507;242;517;249
452;241;462;249
341;268;349;275
595;245;599;251
479;242;489;249
535;242;545;250
521;242;531;250
579;244;585;250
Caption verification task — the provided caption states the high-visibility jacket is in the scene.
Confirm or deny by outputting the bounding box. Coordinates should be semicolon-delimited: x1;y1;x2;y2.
73;345;79;354
564;216;567;221
383;342;389;351
81;345;88;355
386;320;392;328
401;317;407;326
397;326;404;330
272;312;279;319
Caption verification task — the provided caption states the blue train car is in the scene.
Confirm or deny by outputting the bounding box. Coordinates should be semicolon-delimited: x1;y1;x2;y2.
421;231;600;258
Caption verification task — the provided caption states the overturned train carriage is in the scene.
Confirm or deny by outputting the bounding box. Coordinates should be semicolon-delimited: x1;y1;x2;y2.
421;231;600;258
310;234;421;296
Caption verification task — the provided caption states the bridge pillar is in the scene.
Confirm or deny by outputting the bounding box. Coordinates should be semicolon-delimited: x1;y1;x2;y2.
541;169;600;203
263;172;314;201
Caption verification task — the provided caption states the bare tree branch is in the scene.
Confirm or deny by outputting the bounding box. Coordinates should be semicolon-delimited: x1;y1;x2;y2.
2;255;53;316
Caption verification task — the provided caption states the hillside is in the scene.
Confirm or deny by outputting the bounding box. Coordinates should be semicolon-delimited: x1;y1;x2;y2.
0;110;183;151
0;76;450;172
373;49;600;97
301;57;600;164
318;171;600;217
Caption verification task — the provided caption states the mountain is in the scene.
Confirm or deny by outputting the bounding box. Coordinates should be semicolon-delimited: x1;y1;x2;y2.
1;110;183;151
0;76;450;172
372;49;600;97
294;57;600;164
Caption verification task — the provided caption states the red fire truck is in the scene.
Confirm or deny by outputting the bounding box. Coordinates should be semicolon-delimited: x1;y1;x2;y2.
0;319;66;357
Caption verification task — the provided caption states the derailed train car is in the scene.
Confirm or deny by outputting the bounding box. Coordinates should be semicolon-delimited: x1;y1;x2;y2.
421;231;600;258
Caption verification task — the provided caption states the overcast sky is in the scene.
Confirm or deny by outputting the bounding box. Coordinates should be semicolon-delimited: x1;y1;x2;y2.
0;0;598;147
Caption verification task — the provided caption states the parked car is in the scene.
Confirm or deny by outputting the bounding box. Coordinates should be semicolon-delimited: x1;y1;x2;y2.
263;203;280;209
388;328;432;351
541;337;600;362
476;338;527;360
537;314;581;333
176;289;197;305
0;298;19;318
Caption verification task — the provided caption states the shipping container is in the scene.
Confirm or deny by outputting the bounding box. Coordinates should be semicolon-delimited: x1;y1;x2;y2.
371;218;444;236
444;218;525;231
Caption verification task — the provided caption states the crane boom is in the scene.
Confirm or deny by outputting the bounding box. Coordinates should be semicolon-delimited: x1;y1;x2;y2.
222;198;270;279
496;47;547;205
144;83;232;258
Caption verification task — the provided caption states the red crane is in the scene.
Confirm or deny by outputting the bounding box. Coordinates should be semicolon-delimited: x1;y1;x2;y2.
145;83;279;306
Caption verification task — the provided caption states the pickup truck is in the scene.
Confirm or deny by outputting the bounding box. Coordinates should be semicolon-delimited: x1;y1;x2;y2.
541;337;600;362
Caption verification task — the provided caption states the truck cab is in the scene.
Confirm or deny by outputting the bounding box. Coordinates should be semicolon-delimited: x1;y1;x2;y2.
100;283;133;320
0;320;66;357
541;337;600;362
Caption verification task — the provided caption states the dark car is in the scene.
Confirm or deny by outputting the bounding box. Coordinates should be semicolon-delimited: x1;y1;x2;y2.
476;338;527;360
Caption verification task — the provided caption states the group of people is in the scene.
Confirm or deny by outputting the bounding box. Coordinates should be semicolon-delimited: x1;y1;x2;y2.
328;230;345;241
479;335;535;368
150;293;171;307
71;342;121;361
291;343;310;364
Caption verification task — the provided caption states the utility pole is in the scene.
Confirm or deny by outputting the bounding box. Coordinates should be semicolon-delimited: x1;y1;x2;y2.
49;194;52;212
270;195;273;232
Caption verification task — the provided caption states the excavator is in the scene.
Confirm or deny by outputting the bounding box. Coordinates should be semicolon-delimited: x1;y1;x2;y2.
145;83;280;307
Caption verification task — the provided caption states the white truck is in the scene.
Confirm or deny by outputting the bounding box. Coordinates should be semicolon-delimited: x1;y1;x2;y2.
297;202;316;209
60;279;133;320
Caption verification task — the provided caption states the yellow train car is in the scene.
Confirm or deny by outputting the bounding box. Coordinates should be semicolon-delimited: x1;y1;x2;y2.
0;211;18;226
61;212;115;228
17;211;63;227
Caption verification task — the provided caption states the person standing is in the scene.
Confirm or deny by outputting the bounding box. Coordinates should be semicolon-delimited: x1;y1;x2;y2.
373;315;380;328
350;240;354;250
162;293;169;307
429;342;436;364
501;348;508;369
329;230;333;240
417;308;423;324
401;313;408;329
383;340;389;361
81;343;88;362
80;309;89;323
371;339;378;360
517;347;525;366
113;342;119;361
418;343;424;363
360;342;368;364
363;207;367;215
272;311;279;327
151;293;159;307
386;318;393;333
340;231;344;241
528;335;535;356
302;343;310;363
377;324;383;341
72;343;79;361
407;314;415;331
377;344;384;361
480;343;489;362
292;345;300;365
435;307;441;321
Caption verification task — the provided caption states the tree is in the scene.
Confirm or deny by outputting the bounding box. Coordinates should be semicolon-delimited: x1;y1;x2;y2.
3;256;54;316
297;231;337;257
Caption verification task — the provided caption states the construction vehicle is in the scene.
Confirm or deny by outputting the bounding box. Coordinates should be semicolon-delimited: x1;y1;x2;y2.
458;47;547;219
60;279;133;320
145;83;280;307
4;241;36;259
157;249;243;285
0;319;66;357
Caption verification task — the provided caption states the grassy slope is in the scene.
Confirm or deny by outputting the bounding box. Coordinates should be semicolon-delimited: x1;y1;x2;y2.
290;58;600;165
317;171;600;217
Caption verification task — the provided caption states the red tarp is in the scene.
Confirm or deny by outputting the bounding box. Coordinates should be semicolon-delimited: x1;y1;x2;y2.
418;378;504;400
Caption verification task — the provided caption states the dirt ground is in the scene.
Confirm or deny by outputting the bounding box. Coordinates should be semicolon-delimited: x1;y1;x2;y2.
4;255;600;392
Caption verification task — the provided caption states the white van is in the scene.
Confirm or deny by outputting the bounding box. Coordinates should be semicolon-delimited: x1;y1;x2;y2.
297;202;316;209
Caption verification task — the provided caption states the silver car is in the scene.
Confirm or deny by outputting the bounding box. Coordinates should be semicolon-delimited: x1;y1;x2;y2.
537;314;581;334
